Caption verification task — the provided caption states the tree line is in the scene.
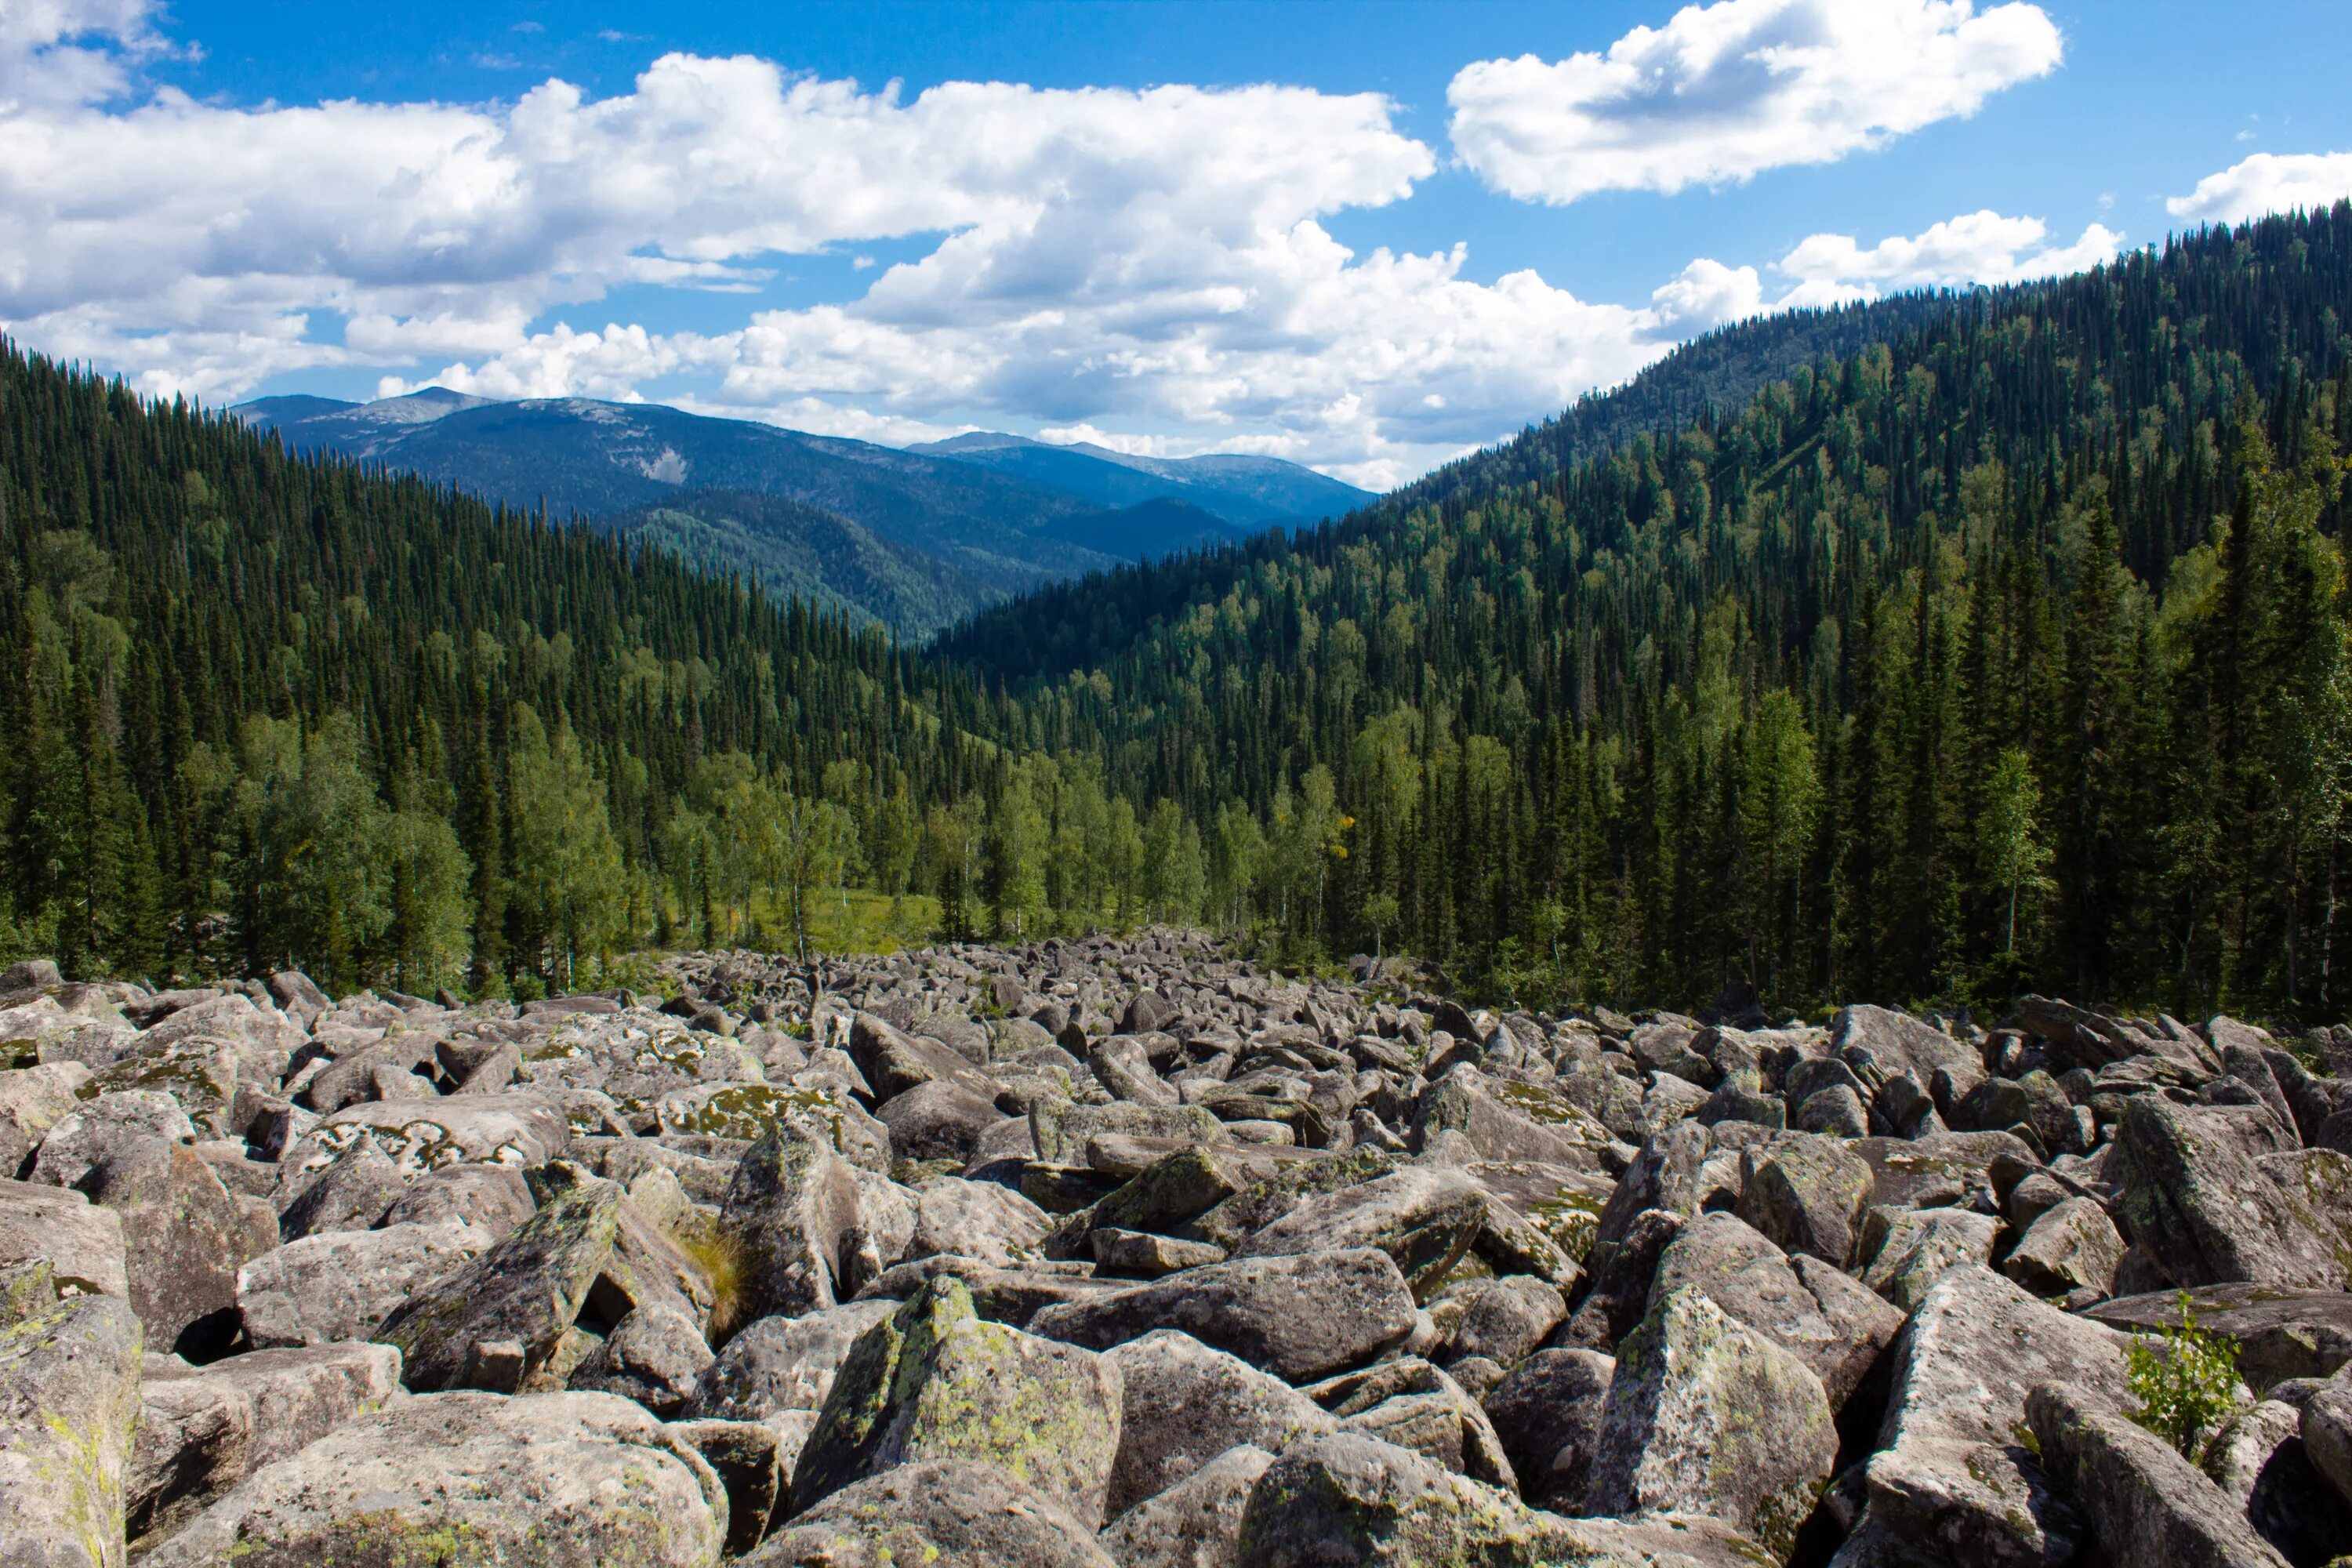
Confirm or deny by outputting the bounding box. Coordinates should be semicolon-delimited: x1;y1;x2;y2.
12;206;2352;1022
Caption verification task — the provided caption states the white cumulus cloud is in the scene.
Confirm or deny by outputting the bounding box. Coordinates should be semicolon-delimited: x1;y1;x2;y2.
1775;209;2122;307
2167;151;2352;225
1449;0;2061;205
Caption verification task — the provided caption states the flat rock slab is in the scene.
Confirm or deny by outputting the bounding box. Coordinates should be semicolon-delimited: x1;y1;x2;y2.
0;1178;128;1298
0;1294;144;1568
140;1391;725;1568
1029;1247;1417;1384
747;1457;1116;1568
2089;1284;2352;1392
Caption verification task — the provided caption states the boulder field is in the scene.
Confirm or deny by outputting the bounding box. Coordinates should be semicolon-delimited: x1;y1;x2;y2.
0;936;2347;1566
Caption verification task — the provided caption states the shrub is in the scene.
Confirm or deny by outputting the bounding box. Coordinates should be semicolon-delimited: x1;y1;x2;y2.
2125;1292;2243;1457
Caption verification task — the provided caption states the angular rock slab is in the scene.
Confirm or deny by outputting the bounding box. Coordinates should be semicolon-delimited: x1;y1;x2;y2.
0;1178;129;1299
1029;1247;1417;1384
1099;1442;1272;1568
2112;1096;2352;1288
1102;1328;1337;1518
234;1221;488;1349
1585;1286;1837;1560
1846;1265;2132;1568
2026;1383;2292;1568
1235;1431;1759;1568
0;1294;143;1568
140;1391;725;1568
374;1164;622;1390
747;1457;1116;1568
684;1299;898;1423
1652;1210;1901;1410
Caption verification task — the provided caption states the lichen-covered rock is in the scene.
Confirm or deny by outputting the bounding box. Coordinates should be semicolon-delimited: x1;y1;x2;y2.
2200;1399;2352;1565
747;1457;1116;1568
129;1342;401;1546
2111;1096;2352;1288
568;1302;714;1416
908;1176;1052;1269
1101;1329;1337;1516
374;1161;622;1391
1234;1431;1753;1567
1098;1442;1272;1568
1650;1210;1901;1410
0;1178;129;1299
1028;1248;1417;1383
1584;1286;1837;1559
2024;1383;2292;1568
1735;1133;1875;1268
29;1091;199;1192
683;1300;898;1424
2002;1196;2125;1300
1434;1274;1566;1370
234;1221;488;1348
2306;1378;2352;1510
278;1094;571;1182
720;1119;866;1321
0;1061;92;1174
1861;1206;2000;1314
1479;1346;1613;1512
1845;1265;2131;1568
882;1315;1124;1525
379;1160;537;1239
82;1138;274;1359
140;1390;725;1568
272;1138;406;1240
789;1277;1125;1526
1308;1357;1515;1493
662;1417;783;1558
1230;1167;1487;1301
1412;1067;1617;1171
0;1294;143;1568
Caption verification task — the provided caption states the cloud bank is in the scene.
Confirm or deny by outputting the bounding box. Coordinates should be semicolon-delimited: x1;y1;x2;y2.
1448;0;2061;205
0;0;2100;486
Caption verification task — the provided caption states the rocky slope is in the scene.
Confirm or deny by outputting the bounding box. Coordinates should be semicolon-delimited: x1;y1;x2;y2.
2;938;2349;1566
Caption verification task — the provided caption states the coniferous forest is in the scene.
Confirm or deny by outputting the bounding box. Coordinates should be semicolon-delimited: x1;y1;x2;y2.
13;206;2352;1022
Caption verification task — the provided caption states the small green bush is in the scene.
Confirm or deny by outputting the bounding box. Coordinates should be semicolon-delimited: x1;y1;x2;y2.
2125;1292;2243;1457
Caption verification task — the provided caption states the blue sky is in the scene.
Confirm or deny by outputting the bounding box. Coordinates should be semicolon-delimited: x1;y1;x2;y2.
7;1;2351;486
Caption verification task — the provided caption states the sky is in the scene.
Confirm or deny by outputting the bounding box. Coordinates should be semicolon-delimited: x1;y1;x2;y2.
5;2;2351;489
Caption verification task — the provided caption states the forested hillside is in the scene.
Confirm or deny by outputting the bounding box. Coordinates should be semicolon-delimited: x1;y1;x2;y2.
17;207;2352;1024
941;206;2352;1021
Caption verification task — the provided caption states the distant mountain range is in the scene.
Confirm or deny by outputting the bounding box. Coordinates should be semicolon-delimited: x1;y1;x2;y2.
233;391;1373;636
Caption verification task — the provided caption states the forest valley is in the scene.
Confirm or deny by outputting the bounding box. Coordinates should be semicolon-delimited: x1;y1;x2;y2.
9;208;2352;1025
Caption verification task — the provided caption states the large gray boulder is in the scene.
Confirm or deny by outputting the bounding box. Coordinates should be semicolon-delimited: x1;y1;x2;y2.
1234;1431;1759;1567
0;1178;129;1298
2111;1096;2352;1288
1479;1346;1613;1512
2088;1283;2352;1393
1650;1210;1901;1410
1735;1133;1875;1268
1860;1205;2001;1314
567;1302;713;1417
793;1278;1126;1527
140;1390;725;1568
1412;1069;1617;1171
1230;1167;1487;1300
83;1138;274;1359
374;1163;622;1391
2307;1378;2352;1512
1840;1265;2132;1568
720;1119;866;1321
129;1343;401;1546
909;1175;1052;1267
0;1294;144;1568
0;1062;91;1174
2026;1383;2292;1568
2002;1196;2125;1300
1584;1286;1838;1560
748;1457;1116;1568
1101;1328;1337;1517
1098;1443;1272;1568
682;1299;898;1423
1029;1248;1417;1383
234;1221;488;1348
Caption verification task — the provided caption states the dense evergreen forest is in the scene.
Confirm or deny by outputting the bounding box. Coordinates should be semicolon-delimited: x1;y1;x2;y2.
13;206;2352;1023
941;206;2352;1022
